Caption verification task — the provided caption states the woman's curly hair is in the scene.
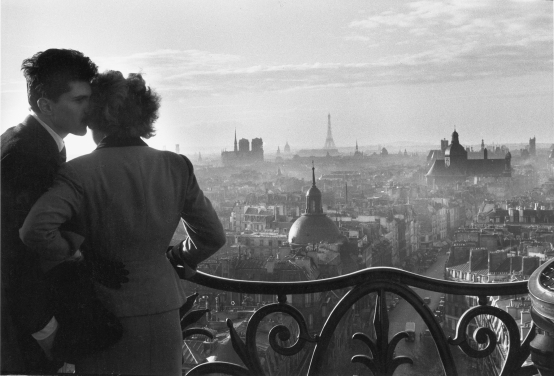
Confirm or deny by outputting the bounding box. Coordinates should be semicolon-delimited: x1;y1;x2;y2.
88;71;160;138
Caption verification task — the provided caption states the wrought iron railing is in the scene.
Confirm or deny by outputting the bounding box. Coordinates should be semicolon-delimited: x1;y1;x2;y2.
180;264;554;376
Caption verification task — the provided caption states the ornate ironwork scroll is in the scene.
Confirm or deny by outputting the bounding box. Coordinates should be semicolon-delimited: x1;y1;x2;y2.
184;267;536;375
449;304;536;376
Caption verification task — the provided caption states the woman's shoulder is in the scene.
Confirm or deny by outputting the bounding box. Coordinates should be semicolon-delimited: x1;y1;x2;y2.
152;149;194;169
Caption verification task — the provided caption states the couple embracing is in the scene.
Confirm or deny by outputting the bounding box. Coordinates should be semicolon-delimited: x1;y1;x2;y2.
1;48;226;375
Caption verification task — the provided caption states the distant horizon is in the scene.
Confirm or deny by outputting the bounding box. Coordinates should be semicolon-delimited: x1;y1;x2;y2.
83;139;548;162
132;128;550;156
4;0;552;159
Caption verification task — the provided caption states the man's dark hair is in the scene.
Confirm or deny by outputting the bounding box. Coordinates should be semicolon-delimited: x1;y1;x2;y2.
21;49;98;113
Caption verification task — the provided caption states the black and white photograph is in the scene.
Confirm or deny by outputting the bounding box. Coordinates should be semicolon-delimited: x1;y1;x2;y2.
1;1;553;375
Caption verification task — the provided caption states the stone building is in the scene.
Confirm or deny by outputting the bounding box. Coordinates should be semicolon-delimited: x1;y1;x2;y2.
221;130;264;165
426;130;511;186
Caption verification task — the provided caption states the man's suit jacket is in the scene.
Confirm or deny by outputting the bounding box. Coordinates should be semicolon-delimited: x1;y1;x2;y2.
1;115;64;263
1;115;64;372
20;136;226;318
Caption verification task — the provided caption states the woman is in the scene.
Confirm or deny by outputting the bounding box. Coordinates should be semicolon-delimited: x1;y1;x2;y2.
20;71;226;375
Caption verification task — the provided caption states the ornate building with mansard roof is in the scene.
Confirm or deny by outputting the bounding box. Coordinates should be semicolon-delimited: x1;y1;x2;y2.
426;130;511;186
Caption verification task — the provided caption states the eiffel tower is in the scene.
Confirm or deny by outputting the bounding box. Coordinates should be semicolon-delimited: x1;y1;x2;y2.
323;113;336;149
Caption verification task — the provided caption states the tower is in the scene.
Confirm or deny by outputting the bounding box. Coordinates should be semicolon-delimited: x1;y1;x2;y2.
234;129;238;152
354;140;362;157
284;141;290;153
323;113;336;149
444;129;467;168
288;162;342;245
440;138;448;153
306;161;323;214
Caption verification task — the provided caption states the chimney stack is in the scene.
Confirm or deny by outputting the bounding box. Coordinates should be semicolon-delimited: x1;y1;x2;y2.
488;250;508;272
469;248;487;272
266;257;275;274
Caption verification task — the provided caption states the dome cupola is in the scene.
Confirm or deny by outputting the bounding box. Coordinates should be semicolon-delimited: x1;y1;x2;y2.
452;130;459;144
288;163;341;246
444;129;467;167
306;163;323;214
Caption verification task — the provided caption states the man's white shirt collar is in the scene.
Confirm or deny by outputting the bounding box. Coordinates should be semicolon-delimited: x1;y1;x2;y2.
31;112;65;152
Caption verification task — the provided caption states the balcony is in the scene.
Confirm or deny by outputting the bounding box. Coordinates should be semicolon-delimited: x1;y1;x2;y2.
181;260;554;376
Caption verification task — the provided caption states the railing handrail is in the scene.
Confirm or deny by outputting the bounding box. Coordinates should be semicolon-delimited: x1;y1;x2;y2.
190;266;529;296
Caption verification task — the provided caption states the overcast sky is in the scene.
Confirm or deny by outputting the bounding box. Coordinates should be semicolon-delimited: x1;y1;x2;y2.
2;0;552;158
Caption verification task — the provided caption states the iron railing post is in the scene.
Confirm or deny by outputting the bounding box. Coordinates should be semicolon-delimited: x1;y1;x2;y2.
529;258;554;375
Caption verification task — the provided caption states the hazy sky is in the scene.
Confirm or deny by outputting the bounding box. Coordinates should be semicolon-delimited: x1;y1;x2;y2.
2;0;552;158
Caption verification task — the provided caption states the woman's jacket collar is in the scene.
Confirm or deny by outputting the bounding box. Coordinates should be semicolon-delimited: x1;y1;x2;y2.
96;136;148;149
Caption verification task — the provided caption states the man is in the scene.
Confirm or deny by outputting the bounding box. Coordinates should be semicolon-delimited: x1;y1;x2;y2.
1;48;97;373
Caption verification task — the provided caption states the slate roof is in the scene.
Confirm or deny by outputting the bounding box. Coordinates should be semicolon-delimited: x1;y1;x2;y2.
491;258;512;273
426;157;510;178
426;158;466;177
236;259;267;269
466;159;509;177
288;213;342;245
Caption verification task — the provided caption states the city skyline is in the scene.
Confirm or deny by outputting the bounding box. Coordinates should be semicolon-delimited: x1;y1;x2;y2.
2;0;552;158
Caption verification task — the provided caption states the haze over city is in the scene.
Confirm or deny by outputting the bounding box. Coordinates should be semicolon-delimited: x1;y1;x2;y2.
2;0;552;159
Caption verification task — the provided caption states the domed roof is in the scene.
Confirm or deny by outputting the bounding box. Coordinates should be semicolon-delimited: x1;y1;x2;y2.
444;143;466;157
445;129;467;158
288;163;341;245
306;185;321;199
288;214;342;245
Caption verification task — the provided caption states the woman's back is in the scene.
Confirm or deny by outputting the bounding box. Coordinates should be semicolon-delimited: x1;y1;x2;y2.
63;143;201;316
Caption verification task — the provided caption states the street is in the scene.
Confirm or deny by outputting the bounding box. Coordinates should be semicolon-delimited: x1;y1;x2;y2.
384;253;472;376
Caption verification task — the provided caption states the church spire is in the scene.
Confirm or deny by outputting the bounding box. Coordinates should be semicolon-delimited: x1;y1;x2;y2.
312;160;316;186
452;128;459;145
234;129;237;152
306;161;322;214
